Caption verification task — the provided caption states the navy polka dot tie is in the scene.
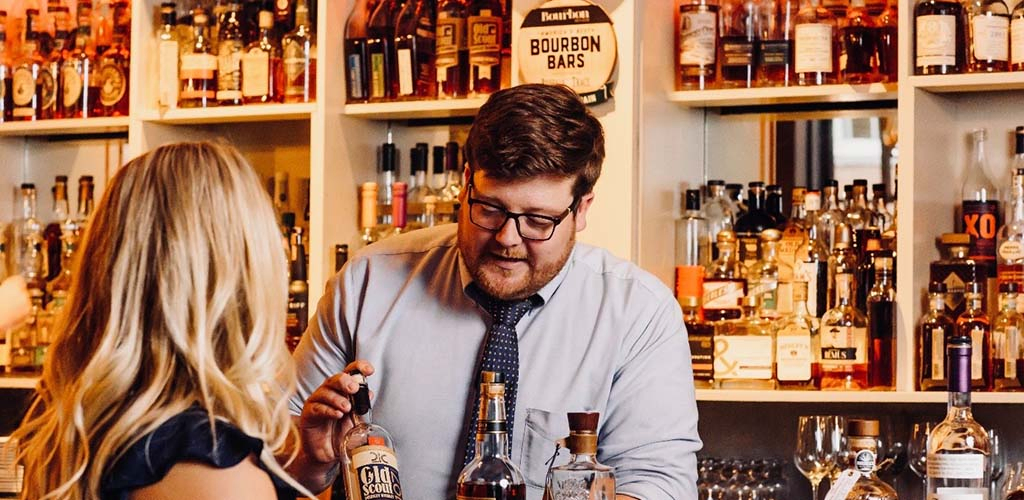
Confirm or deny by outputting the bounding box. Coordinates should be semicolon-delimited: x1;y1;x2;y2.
463;289;539;465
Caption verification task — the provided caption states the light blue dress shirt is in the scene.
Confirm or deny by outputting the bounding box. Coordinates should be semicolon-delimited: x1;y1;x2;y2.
289;224;701;500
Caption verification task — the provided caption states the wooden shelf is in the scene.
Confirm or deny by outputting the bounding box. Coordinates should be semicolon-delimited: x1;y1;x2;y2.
343;98;488;120
0;117;129;137
139;103;317;125
668;83;897;107
696;389;1024;404
910;72;1024;93
0;375;38;390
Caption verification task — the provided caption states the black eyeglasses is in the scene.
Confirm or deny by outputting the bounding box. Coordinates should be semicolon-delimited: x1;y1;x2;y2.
466;184;577;241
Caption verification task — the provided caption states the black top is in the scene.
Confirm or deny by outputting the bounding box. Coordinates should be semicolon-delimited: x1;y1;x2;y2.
102;407;298;500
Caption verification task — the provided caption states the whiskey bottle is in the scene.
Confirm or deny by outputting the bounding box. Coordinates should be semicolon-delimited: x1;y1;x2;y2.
866;255;895;389
367;0;400;101
931;233;980;320
794;0;839;85
682;296;715;388
840;0;881;83
41;4;70;119
217;0;245;106
997;165;1024;300
1014;1;1024;71
282;0;316;103
992;282;1023;390
96;0;129;116
359;182;380;247
339;372;404;500
966;0;1010;72
914;0;966;74
870;183;893;232
919;281;955;391
156;2;179;109
854;231;882;311
798;191;829;318
747;228;792;319
407;146;436;228
677;0;719;89
778;187;807;284
819;264;869;389
715;295;776;389
676;189;710;304
457;371;526;500
344;0;373;103
758;0;796;86
841;419;899;500
957;281;992;390
876;0;898;82
436;0;470;98
467;0;502;96
377;141;398;228
43;176;71;283
11;10;42;121
704;230;746;321
961;128;1000;281
62;1;97;118
544;412;616;500
926;335;991;498
766;184;787;226
827;222;858;311
395;0;438;100
734;182;776;270
180;7;218;108
719;0;759;88
75;175;95;238
776;280;819;389
285;226;307;352
242;5;283;103
726;183;746;215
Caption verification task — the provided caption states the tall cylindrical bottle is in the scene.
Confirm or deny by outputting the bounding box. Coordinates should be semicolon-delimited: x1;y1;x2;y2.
677;0;719;89
960;128;1001;280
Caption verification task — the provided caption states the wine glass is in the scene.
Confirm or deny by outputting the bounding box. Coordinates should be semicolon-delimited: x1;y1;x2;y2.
908;421;937;499
990;428;1006;500
794;415;843;500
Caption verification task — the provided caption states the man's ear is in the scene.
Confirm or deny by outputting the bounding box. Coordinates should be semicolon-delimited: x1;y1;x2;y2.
573;192;596;232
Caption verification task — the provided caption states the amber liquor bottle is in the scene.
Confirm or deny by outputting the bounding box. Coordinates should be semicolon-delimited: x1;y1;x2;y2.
217;1;245;106
63;1;98;118
914;0;966;74
242;6;284;104
966;0;1009;72
41;4;70;119
956;281;992;391
282;0;316;103
866;255;895;389
97;1;130;116
840;0;881;83
457;371;526;500
180;7;218;108
991;282;1023;391
367;0;400;101
11;9;43;121
467;0;502;96
719;0;759;88
394;0;438;100
794;0;839;85
0;10;12;122
758;0;795;86
344;0;373;103
285;226;308;351
682;296;715;388
677;0;719;89
437;0;470;98
919;282;955;391
876;0;898;82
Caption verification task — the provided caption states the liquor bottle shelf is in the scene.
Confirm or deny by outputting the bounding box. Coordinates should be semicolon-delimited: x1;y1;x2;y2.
0;117;130;137
139;103;317;125
667;83;897;108
910;72;1024;93
343;98;489;120
696;389;1024;404
0;375;39;390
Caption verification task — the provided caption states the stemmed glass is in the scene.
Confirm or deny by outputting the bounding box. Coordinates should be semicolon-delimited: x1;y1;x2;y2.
908;421;937;499
794;415;844;500
991;428;1006;500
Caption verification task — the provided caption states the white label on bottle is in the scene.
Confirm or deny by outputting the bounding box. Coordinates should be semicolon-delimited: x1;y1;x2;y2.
351;444;403;499
241;49;270;98
748;277;779;314
927;453;986;479
823;469;860;500
714;336;773;380
800;261;824;317
932;327;946;380
971;327;984;380
1000;240;1024;261
181;53;218;77
917;15;958;67
795;23;833;73
777;280;793;315
820;325;867;367
1003;326;1019;378
397;48;414;96
703;280;745;311
61;63;83;108
1012;18;1024;64
11;67;35;108
929;489;987;500
158;39;179;108
679;11;717;65
972;14;1009;62
776;330;812;381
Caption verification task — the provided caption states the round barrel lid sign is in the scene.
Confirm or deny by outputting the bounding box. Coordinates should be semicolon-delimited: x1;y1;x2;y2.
518;0;617;105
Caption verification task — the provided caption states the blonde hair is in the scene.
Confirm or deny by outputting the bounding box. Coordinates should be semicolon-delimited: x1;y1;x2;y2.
13;142;307;499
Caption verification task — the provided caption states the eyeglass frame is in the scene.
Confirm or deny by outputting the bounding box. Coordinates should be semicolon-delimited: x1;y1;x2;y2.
465;181;579;242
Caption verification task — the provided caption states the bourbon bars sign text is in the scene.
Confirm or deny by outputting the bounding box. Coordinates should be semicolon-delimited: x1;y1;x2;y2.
518;0;617;105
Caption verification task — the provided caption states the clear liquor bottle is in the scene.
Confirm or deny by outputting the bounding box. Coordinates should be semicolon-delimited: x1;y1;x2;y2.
820;265;869;389
876;0;898;82
719;0;759;88
677;0;719;89
179;7;217;108
817;180;847;251
11;9;43;121
842;419;899;500
285;226;307;352
798;190;829;318
776;280;820;389
242;6;283;104
840;0;881;83
682;296;716;388
339;372;405;500
920;281;956;391
1014;2;1024;71
702;180;737;258
367;0;399;102
715;295;776;389
467;0;502;96
344;0;373;103
156;2;179;109
377;141;397;228
794;0;839;85
926;335;991;498
43;176;70;282
844;179;874;232
96;0;129;116
827;222;858;311
870;183;893;231
439;141;463;223
75;175;95;239
966;0;1010;72
991;282;1023;391
961;128;1000;280
758;0;797;86
867;255;895;390
931;232;980;320
747;228;792;319
726;182;747;216
432;145;447;191
779;186;806;275
677;189;711;303
282;0;316;103
957;281;993;391
407;146;436;228
436;0;469;98
544;412;616;500
997;152;1024;298
216;0;244;106
704;229;746;321
395;0;438;100
457;371;527;500
914;0;967;74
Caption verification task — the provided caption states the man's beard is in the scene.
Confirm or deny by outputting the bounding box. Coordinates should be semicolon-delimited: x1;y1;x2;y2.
458;226;575;300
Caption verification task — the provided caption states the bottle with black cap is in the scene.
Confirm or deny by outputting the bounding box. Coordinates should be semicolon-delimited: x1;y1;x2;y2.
918;281;955;391
457;371;526;500
992;282;1023;391
377;138;398;227
337;372;404;500
956;281;992;391
734;182;777;270
544;412;615;499
675;189;709;304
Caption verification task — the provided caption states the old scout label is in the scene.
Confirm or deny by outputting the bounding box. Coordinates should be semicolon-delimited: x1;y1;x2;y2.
348;440;403;500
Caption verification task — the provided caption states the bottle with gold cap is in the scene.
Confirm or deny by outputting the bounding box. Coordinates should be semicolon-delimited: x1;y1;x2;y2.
457;371;526;500
359;182;380;246
747;228;793;320
544;412;615;500
837;419;898;499
703;229;746;322
337;372;404;500
681;296;715;389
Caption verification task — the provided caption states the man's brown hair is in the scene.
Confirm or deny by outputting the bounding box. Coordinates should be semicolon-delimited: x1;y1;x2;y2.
464;84;605;201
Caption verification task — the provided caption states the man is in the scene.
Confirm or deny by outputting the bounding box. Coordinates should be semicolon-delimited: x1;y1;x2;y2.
286;84;701;499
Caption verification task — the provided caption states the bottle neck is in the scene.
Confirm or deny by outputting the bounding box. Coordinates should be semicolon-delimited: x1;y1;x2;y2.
949;246;969;260
948;390;973;419
929;293;946;313
760;241;778;261
1001;293;1018;312
966;294;985;313
22;192;37;219
790;201;806;221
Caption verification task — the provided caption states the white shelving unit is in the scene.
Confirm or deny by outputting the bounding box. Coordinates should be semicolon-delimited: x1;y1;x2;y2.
0;375;39;390
0;117;130;137
668;83;897;107
343;98;489;120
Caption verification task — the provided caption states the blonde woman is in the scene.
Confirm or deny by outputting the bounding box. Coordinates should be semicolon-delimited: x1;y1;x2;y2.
13;142;311;500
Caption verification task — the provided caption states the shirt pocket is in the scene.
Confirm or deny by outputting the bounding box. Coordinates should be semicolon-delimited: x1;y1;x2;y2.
518;408;571;491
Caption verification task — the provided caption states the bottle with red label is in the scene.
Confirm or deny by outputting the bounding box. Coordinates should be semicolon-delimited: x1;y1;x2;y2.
960;128;1001;281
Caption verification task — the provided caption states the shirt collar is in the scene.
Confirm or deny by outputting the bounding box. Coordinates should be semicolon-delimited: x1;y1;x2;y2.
458;244;577;307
